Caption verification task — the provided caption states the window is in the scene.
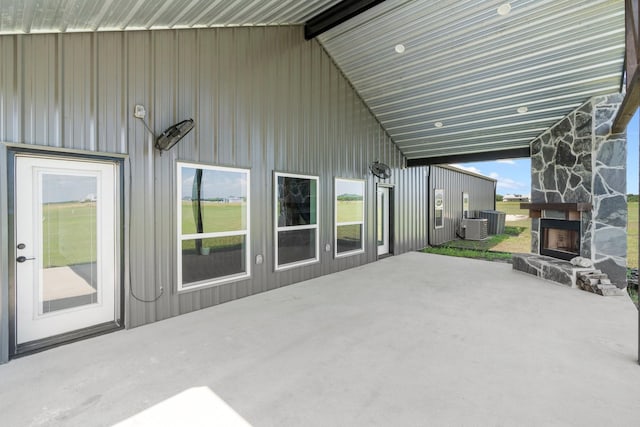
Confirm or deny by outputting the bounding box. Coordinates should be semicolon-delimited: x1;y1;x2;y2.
177;162;250;291
434;189;444;229
462;192;469;219
335;178;365;257
275;172;319;269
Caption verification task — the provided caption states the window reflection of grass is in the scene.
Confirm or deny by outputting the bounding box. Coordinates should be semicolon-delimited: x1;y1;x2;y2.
182;235;244;253
337;224;362;241
182;202;246;234
337;200;363;223
43;203;97;268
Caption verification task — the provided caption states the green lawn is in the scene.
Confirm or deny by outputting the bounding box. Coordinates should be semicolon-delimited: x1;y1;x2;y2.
441;201;532;255
441;225;528;251
492;201;531;253
422;246;513;262
495;201;529;215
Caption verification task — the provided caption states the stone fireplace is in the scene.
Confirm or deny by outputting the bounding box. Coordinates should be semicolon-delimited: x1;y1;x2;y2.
523;93;628;288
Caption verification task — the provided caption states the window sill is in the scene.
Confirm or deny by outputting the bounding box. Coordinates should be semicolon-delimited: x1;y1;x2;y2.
177;272;251;293
275;257;320;272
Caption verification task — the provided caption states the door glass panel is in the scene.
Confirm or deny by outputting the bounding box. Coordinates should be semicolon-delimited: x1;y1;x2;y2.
41;174;98;314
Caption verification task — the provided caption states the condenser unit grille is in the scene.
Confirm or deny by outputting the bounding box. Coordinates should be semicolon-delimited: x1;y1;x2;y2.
461;218;488;240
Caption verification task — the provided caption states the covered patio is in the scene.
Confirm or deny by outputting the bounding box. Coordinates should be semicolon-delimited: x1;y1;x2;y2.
1;252;638;426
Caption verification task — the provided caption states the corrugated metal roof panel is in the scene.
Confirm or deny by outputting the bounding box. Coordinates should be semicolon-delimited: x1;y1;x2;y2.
0;0;341;33
318;0;626;161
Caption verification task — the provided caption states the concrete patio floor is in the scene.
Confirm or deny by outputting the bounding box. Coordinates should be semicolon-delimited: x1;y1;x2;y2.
1;252;640;426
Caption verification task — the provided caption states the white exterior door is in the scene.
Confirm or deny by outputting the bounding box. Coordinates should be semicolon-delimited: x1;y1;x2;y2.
15;155;117;344
377;186;390;256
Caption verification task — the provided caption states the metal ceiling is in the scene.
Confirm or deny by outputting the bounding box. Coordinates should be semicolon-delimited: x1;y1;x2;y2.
317;0;626;163
0;0;627;163
0;0;340;33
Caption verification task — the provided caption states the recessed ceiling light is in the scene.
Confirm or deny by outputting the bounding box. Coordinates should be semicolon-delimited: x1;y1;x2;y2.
497;3;511;16
394;44;405;54
434;121;443;128
517;106;528;114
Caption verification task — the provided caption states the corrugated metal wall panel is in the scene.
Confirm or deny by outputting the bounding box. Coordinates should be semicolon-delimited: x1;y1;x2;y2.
22;34;57;146
428;166;496;246
0;145;8;362
0;37;17;142
1;26;428;333
96;32;127;154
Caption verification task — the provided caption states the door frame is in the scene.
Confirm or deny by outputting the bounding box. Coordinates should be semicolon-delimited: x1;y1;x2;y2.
376;183;394;258
7;147;125;357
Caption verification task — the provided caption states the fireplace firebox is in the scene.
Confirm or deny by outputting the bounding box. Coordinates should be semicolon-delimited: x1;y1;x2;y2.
540;219;580;261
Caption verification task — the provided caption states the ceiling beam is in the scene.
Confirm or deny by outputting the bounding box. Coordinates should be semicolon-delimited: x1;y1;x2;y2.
613;69;640;133
406;147;531;167
304;0;387;40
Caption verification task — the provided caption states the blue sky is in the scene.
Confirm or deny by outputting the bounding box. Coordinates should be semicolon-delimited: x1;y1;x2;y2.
454;110;640;196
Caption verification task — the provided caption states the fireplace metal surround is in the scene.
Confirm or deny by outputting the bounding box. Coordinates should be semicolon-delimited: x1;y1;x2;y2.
521;202;591;261
540;218;581;261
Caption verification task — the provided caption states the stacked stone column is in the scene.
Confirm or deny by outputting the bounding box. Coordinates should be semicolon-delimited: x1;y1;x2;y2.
530;94;627;287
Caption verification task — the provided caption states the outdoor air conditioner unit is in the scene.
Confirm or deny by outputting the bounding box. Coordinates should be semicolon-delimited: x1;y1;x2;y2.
461;218;488;240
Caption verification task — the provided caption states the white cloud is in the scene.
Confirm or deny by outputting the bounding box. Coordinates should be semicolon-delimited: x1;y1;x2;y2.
498;178;524;190
490;171;528;192
496;159;515;165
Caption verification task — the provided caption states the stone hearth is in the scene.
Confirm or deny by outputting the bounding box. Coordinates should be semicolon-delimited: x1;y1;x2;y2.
512;253;627;296
529;94;627;288
512;253;591;287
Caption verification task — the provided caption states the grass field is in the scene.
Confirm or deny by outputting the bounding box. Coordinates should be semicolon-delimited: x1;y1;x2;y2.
337;201;364;223
43;202;97;268
438;201;531;255
182;201;247;234
492;201;531;254
181;201;247;252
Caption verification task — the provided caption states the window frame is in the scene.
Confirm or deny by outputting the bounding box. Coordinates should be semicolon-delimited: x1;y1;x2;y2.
176;161;251;292
274;171;320;271
434;188;444;229
462;192;469;219
334;177;366;258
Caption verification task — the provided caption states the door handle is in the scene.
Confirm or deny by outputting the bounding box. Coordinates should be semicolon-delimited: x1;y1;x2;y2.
16;256;35;263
